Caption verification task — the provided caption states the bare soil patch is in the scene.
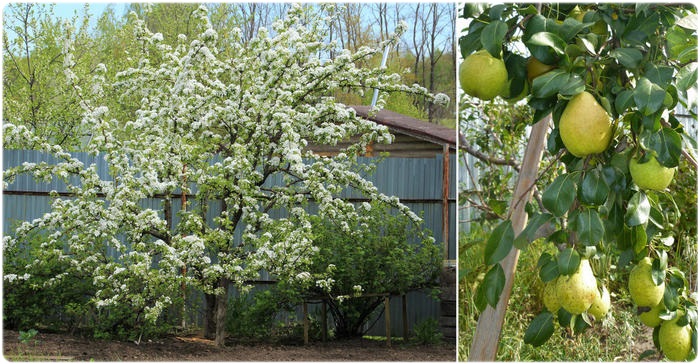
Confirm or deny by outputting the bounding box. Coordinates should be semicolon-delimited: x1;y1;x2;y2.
3;329;456;361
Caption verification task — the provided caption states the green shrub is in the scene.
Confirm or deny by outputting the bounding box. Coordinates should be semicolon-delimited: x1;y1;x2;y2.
413;318;443;345
3;231;94;332
306;201;442;338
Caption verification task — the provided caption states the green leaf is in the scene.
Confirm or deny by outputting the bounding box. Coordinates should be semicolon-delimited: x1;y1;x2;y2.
646;128;682;168
580;169;610;206
627;225;648;253
676;13;698;30
488;4;507;20
539;260;560;283
484;264;506;308
559;17;588;41
639;350;658;361
460;21;486;58
651;258;667;286
614;89;635;115
484;220;514;265
664;285;679;311
474;281;488;312
524;311;555;347
514;213;554;249
558;248;581;276
542;173;577;217
575;208;605;246
644;65;674;87
481;20;508;58
633;77;666;115
610;48;643;69
626;191;650;226
526;32;567;55
677;63;698;92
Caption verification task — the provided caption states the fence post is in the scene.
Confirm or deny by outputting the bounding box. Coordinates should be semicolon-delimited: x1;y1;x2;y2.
384;295;391;347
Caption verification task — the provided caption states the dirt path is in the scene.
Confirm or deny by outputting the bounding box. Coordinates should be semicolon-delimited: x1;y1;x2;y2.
3;330;456;361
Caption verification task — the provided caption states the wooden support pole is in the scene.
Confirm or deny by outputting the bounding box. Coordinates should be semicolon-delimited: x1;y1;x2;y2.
442;144;451;260
322;300;328;342
468;115;551;361
402;294;409;341
303;301;309;345
384;296;391;347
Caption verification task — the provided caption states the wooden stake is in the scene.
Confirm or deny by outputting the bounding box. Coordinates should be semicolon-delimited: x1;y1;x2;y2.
303;301;309;345
384;296;391;347
468;115;551;361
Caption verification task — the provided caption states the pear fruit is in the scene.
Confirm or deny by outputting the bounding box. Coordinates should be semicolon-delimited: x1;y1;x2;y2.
460;50;508;101
628;257;665;308
639;302;665;327
588;285;611;320
629;156;676;191
543;280;561;313
559;91;613;157
526;57;556;84
659;315;693;361
556;259;598;315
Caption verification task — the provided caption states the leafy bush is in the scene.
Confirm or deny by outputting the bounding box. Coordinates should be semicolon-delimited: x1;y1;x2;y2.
3;231;94;332
306;201;442;338
3;229;176;341
413;318;443;345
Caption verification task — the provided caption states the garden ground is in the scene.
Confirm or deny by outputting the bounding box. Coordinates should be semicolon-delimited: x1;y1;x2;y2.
3;329;456;361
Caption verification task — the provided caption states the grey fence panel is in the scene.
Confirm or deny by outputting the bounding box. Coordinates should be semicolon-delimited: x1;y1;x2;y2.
3;148;456;336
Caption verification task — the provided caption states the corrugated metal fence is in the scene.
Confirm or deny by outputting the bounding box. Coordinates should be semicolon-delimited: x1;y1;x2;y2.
3;149;456;337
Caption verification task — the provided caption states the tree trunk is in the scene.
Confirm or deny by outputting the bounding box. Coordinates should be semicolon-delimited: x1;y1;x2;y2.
203;293;217;339
214;278;230;347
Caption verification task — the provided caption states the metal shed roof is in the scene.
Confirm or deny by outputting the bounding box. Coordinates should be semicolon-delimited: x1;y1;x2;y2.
349;105;465;148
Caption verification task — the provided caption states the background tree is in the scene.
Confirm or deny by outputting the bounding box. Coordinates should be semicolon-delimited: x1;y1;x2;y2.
2;3;94;150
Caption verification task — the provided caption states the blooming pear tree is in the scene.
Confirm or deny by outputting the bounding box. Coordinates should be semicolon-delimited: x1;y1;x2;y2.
4;5;447;347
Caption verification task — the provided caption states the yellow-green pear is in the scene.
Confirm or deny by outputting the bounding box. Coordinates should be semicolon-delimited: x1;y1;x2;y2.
588;285;611;320
543;280;560;313
559;91;613;157
629;156;676;191
659;315;693;361
628;257;665;308
460;50;509;101
639;302;665;327
556;259;598;315
526;57;556;84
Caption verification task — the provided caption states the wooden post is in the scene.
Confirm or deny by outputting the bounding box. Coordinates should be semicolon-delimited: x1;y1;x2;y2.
303;301;309;345
468;115;551;361
384;295;391;347
322;299;328;342
402;294;409;341
442;144;451;260
181;164;188;329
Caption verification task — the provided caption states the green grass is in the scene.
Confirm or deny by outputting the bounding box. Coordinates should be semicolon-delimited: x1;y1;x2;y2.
458;235;659;361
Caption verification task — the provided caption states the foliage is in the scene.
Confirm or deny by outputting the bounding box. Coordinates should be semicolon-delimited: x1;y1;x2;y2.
304;201;442;338
459;2;697;359
225;285;303;342
3;229;94;332
2;3;94;150
3;4;446;347
413;318;443;345
18;329;39;345
459;229;647;361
